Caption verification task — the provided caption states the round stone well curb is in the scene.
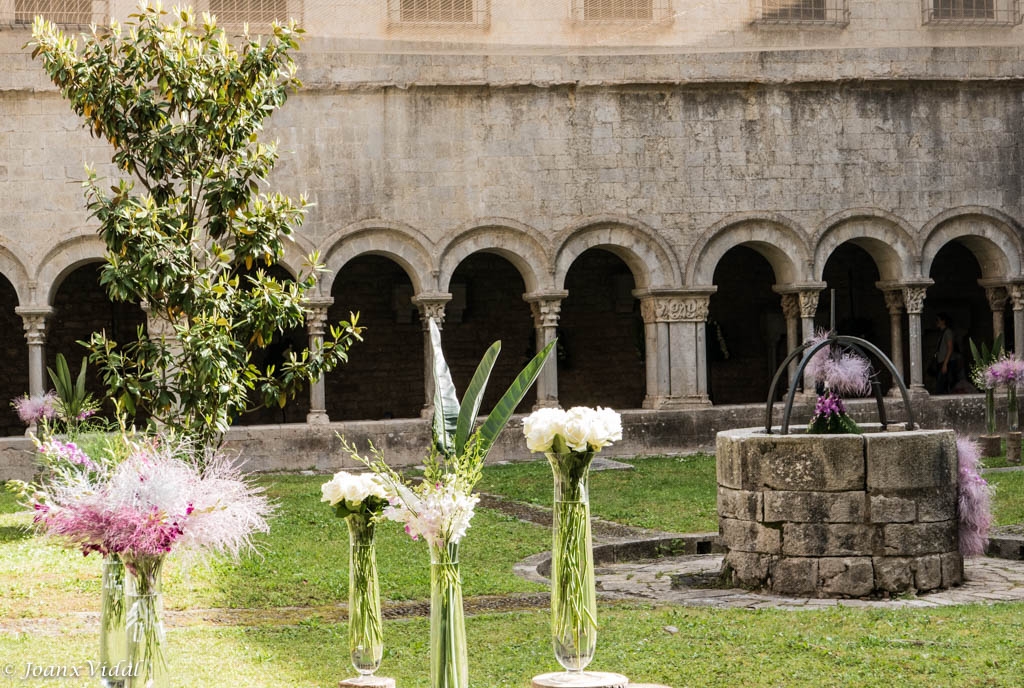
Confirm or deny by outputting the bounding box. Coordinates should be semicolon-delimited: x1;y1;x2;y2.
716;426;963;597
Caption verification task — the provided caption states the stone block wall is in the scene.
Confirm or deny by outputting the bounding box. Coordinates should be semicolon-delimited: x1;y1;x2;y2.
717;426;964;597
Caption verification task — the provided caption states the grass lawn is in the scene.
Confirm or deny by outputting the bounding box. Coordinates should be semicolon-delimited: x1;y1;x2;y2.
2;456;1024;687
478;455;719;533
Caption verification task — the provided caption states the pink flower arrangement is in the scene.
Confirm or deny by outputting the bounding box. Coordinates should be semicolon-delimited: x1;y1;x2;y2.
11;392;58;425
38;440;98;472
804;331;872;397
986;356;1024;388
956;435;994;557
33;437;273;565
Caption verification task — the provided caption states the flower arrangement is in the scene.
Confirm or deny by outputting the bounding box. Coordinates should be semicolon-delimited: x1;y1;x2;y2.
986;355;1024;436
322;471;390;678
804;331;871;435
969;336;1004;436
10;354;102;436
956;435;994;557
523;406;622;674
34;435;273;687
339;319;554;688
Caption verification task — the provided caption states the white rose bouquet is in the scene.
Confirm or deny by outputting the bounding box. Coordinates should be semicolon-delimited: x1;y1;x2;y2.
321;470;389;519
522;406;622;674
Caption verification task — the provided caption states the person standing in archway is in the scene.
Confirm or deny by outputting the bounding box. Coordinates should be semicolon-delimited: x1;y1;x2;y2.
935;312;957;394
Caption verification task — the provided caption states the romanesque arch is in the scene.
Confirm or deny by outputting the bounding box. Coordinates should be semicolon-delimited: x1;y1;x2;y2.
686;215;810;287
0;246;31;307
554;217;680;291
319;221;435;295
35;234;109;307
438;221;551;294
813;210;917;283
920;208;1023;280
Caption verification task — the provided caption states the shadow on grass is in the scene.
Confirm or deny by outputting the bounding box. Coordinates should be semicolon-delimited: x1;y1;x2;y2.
0;525;30;543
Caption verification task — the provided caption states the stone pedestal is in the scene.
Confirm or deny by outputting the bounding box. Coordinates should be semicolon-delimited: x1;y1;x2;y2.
978;434;1003;459
717;426;963;597
1007;432;1022;465
532;672;629;688
339;677;396;687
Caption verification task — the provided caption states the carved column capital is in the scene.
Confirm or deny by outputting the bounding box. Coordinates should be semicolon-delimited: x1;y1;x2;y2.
524;290;568;329
412;292;452;328
797;290;820;319
901;286;928;315
985;285;1009;313
780;293;800;320
882;289;905;316
16;307;52;346
1011;284;1024;312
638;294;711;323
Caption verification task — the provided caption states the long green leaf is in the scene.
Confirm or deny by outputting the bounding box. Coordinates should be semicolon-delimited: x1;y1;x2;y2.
478;339;556;451
454;340;500;457
75;356;88;401
428;319;460;456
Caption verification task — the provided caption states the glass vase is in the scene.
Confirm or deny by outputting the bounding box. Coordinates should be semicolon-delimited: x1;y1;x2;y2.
346;514;383;676
548;451;598;675
986;387;997;434
125;556;167;688
100;554;128;688
429;540;468;688
1009;385;1019;432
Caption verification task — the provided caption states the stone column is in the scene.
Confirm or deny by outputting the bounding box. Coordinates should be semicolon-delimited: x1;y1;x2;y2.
882;288;905;391
636;289;715;409
779;293;800;387
304;297;333;424
798;289;821;393
985;285;1008;342
901;284;930;393
1010;284;1024;355
412;292;452;418
524;290;568;409
15;307;52;398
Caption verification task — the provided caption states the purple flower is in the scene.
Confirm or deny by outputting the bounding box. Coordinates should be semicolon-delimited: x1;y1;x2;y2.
813;391;846;419
38;440;98;472
11;392;58;425
987;356;1024;388
956;435;994;557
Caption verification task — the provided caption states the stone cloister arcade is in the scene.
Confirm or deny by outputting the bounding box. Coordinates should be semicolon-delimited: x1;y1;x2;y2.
0;206;1020;435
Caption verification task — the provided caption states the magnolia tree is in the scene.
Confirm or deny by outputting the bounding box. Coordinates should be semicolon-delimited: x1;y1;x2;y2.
30;4;361;447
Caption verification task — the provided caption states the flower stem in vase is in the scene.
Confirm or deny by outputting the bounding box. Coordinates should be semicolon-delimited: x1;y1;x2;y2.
347;514;383;676
1009;385;1019;433
549;453;597;674
125;556;167;688
986;387;997;435
429;541;468;688
100;554;128;688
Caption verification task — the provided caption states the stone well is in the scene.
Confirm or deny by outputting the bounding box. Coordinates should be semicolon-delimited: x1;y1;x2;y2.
716;427;964;597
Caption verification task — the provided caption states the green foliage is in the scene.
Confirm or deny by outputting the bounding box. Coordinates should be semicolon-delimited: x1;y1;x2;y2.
29;5;361;447
46;353;99;429
969;333;1005;387
428;319;555;476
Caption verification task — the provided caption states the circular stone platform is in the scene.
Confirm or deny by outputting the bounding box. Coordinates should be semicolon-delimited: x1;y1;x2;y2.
593;554;1024;609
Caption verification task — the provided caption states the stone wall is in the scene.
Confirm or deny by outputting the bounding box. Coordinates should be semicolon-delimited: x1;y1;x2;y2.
717;426;964;596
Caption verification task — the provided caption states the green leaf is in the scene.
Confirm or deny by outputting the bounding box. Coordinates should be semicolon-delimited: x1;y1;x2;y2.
454;340;500;457
428;319;460;456
478;339;556;452
75;355;88;401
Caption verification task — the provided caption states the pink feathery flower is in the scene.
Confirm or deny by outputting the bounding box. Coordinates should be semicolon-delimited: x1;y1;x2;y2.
11;392;58;425
988;356;1024;388
803;330;832;385
824;352;872;397
956;435;994;557
38;440;98;472
804;330;871;397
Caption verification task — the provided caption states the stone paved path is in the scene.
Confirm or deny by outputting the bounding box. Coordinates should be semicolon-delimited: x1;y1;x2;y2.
595;554;1024;609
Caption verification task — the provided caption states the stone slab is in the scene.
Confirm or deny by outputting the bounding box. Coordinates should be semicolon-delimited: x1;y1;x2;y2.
339;677;396;688
818;557;875;597
764;490;866;523
781;523;879;557
532;672;629;687
720;518;781;554
717;487;763;521
865;430;957;491
883;522;957;556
